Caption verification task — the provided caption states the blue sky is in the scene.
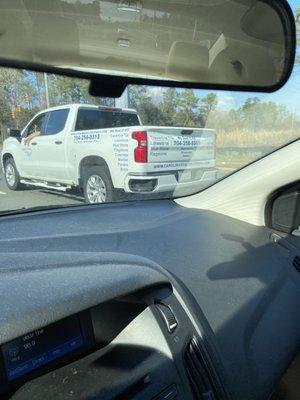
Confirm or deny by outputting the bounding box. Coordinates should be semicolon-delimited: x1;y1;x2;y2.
193;66;300;115
289;0;299;12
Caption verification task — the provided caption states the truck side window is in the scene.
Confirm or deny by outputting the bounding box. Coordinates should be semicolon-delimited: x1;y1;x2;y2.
43;109;69;135
24;113;47;137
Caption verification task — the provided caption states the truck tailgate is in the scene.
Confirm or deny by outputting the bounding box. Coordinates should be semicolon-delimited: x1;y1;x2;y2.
147;127;215;171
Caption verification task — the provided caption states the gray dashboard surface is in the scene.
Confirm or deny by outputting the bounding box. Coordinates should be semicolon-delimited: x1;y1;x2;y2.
0;252;168;343
0;200;299;400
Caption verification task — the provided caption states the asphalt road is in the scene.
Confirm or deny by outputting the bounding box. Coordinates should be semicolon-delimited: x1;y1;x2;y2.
0;170;84;212
0;169;230;214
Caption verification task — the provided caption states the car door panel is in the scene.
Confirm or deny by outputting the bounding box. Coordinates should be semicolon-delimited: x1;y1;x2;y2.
25;109;70;182
18;113;48;177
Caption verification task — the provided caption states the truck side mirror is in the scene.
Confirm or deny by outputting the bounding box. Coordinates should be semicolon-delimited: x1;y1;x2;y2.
266;183;300;234
8;128;21;139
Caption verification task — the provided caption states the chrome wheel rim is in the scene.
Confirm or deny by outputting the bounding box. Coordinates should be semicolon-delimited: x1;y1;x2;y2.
86;175;107;203
5;163;16;187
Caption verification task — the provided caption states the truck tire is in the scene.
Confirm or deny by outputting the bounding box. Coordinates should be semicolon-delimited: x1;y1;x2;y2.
83;166;115;204
4;157;23;191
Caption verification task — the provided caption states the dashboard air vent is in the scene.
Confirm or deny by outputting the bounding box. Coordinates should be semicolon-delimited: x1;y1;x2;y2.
184;336;218;400
292;256;300;272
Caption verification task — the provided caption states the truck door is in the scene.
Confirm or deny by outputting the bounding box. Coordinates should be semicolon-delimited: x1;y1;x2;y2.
18;112;48;178
26;109;70;182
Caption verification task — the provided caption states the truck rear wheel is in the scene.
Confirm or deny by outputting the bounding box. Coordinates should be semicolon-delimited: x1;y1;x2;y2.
83;166;115;204
4;157;23;191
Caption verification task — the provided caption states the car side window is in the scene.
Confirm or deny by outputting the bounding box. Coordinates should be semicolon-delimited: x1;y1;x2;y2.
25;113;47;136
75;109;103;131
43;109;69;135
75;109;140;131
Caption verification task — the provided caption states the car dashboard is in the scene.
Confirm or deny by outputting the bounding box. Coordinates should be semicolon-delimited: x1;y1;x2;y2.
0;257;222;400
0;200;299;400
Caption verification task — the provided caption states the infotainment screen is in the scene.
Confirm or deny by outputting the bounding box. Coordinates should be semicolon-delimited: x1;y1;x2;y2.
1;315;84;381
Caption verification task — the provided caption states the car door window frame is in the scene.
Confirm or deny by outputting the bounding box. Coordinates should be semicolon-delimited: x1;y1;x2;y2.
23;112;48;137
74;108;103;131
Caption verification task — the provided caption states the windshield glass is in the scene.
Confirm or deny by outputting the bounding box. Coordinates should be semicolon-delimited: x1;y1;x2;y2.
0;1;299;213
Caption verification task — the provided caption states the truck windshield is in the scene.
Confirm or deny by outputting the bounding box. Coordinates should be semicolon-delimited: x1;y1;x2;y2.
75;109;140;131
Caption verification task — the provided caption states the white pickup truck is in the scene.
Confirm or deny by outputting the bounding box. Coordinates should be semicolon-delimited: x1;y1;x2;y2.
2;104;217;203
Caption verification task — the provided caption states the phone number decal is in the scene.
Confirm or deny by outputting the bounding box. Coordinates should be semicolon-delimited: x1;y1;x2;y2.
73;133;101;143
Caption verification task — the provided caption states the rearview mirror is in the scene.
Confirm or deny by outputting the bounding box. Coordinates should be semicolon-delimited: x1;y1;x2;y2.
8;129;21;139
0;0;295;95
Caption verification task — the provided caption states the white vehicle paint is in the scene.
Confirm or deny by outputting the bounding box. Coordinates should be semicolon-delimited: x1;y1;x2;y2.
177;140;300;227
2;104;217;202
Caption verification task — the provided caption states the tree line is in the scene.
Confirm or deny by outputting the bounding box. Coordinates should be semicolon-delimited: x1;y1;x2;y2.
0;69;97;132
128;85;300;133
0;68;299;144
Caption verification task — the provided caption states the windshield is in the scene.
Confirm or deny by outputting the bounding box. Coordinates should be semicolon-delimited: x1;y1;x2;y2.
0;1;299;213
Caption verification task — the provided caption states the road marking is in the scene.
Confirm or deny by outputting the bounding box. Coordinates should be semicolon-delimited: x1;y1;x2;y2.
0;191;6;195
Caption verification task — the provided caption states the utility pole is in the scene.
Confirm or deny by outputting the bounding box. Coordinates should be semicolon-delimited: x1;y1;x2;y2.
44;72;50;108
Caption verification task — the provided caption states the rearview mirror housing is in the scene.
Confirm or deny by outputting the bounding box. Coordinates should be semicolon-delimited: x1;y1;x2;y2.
0;0;295;95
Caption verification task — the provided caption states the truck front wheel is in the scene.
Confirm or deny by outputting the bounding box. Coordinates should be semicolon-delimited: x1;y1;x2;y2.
83;166;115;204
4;157;23;190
